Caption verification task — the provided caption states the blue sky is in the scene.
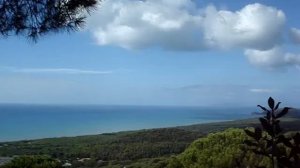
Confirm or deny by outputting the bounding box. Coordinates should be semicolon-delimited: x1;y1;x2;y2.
1;0;300;107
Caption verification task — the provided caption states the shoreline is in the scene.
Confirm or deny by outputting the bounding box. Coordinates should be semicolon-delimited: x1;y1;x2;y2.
1;117;299;143
0;121;227;143
0;118;255;143
1;117;299;163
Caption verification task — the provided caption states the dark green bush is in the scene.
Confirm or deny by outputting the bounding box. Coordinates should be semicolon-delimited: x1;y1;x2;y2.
0;155;62;168
244;97;300;168
168;128;270;168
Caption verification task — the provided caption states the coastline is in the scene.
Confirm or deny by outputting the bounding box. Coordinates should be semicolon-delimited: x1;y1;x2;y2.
1;117;299;165
1;117;299;143
0;104;256;142
0;119;232;143
0;117;271;143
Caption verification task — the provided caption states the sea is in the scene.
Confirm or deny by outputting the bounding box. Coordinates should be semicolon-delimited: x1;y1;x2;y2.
0;104;256;142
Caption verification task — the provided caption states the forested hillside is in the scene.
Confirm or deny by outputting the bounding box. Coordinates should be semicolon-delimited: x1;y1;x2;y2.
1;118;300;167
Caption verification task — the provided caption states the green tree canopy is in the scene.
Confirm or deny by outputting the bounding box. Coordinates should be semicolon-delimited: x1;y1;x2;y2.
0;155;62;168
169;128;271;168
0;0;98;40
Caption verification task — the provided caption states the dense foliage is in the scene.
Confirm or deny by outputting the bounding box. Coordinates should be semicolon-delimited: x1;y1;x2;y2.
105;157;170;168
0;128;201;161
168;128;271;168
244;97;300;168
0;155;62;168
0;0;98;40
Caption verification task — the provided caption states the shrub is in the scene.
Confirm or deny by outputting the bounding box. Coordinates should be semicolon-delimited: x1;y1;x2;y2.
0;155;62;168
168;128;270;168
244;97;300;168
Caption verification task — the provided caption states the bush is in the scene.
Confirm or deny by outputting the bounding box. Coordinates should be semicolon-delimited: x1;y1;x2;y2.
168;128;270;168
244;97;300;168
0;155;62;168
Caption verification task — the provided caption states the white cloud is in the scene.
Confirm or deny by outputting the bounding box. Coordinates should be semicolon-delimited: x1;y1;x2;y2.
202;3;285;50
245;47;300;69
88;0;203;50
0;67;113;75
289;28;300;44
86;0;300;70
245;47;286;68
87;0;285;51
250;88;275;93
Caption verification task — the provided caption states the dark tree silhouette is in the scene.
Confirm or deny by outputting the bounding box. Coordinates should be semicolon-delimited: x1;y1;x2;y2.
0;0;98;41
244;97;300;168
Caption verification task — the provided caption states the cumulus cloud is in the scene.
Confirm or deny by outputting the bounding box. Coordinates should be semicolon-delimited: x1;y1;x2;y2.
202;3;285;50
86;0;300;70
88;0;203;50
87;0;285;51
245;47;300;69
290;28;300;44
245;47;286;68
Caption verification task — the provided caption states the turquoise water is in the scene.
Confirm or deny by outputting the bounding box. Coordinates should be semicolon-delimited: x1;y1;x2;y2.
0;104;255;142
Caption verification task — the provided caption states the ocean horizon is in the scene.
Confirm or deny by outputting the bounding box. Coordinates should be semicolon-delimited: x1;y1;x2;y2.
0;104;256;142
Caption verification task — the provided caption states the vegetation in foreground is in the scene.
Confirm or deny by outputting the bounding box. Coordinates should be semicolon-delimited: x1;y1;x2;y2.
168;128;270;168
244;97;300;168
0;0;98;40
